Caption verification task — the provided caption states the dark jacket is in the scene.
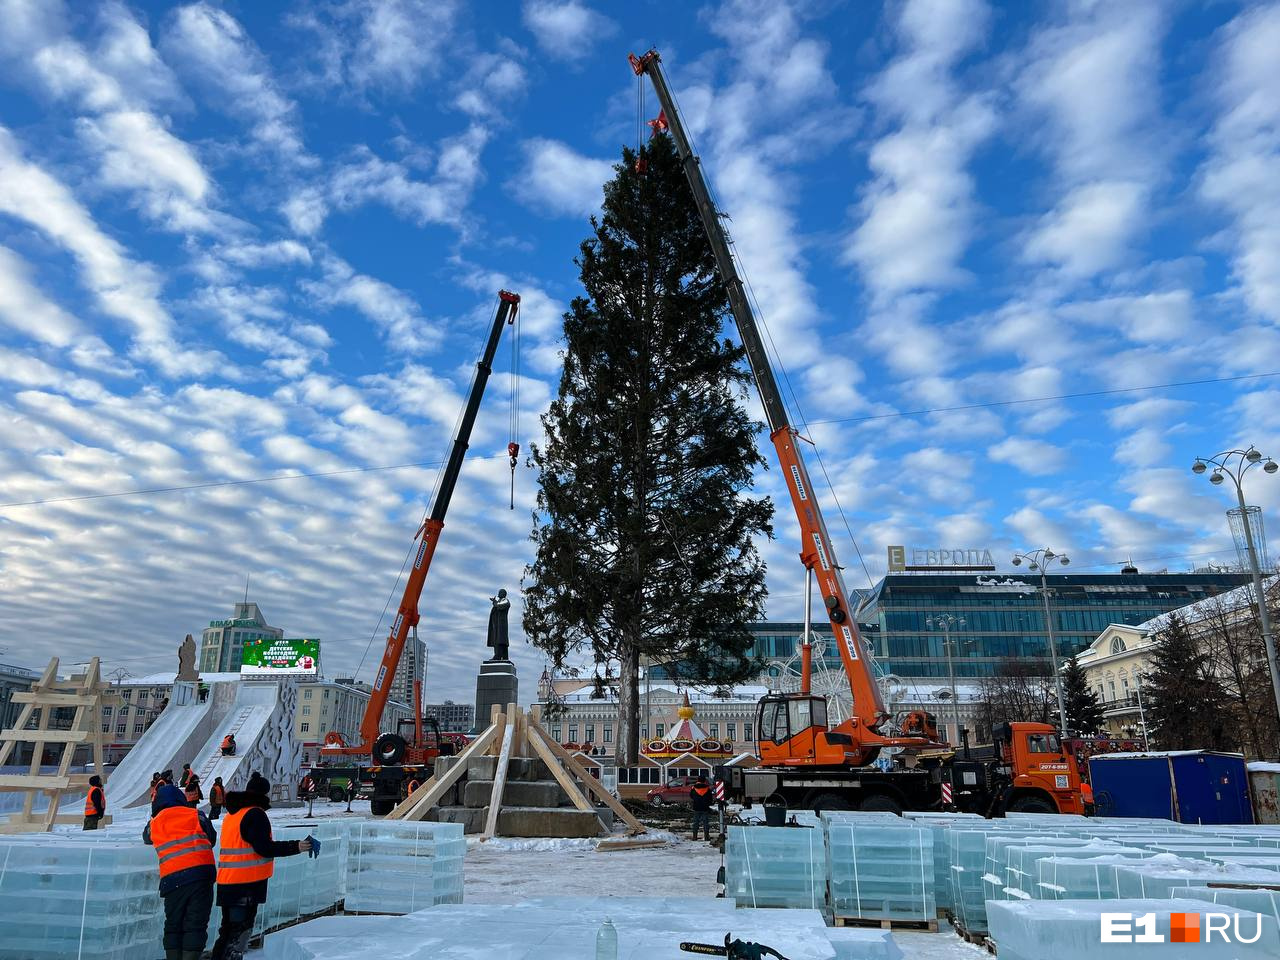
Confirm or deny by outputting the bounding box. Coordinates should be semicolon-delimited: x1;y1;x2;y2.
143;787;217;895
689;784;714;812
216;791;303;905
86;777;105;817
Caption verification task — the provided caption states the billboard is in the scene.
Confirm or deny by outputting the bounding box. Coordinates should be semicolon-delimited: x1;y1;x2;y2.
240;638;320;676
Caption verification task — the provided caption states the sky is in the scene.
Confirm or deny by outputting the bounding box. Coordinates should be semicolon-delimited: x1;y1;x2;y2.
1;0;1279;706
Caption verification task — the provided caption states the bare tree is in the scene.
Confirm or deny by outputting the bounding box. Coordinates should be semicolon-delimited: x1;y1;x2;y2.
974;659;1055;742
1196;592;1280;758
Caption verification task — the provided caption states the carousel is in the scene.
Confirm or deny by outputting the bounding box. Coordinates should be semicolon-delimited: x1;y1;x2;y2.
641;692;736;761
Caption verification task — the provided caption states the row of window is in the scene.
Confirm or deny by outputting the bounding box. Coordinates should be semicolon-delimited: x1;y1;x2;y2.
102;722;145;735
548;721;755;744
617;766;711;784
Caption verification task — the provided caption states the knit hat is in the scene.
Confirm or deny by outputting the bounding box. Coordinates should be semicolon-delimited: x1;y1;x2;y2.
153;784;186;812
89;774;102;787
246;773;271;796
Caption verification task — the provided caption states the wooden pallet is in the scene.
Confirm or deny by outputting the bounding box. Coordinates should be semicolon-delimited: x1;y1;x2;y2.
953;921;996;952
833;916;939;933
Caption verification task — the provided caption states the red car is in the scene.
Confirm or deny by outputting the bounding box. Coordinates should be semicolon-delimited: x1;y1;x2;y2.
646;776;702;806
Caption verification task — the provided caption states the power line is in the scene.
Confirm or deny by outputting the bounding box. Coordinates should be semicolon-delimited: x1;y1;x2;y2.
809;372;1280;427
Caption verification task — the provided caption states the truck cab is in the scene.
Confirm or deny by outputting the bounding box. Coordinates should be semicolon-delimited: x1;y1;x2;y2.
993;721;1085;815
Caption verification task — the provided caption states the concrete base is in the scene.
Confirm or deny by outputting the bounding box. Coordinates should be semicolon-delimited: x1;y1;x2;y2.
462;779;567;808
473;660;518;732
431;805;606;838
437;755;550;781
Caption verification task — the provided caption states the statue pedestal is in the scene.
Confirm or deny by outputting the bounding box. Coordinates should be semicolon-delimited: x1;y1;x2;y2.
170;680;198;707
474;660;518;732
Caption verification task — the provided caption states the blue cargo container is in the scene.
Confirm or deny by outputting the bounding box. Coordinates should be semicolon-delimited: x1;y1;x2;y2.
1089;750;1254;824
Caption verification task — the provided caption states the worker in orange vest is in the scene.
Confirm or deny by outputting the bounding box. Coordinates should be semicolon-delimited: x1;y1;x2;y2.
220;734;236;757
211;773;314;960
1080;779;1095;814
406;777;421;795
208;777;226;820
83;774;105;830
179;763;193;788
150;772;162;804
144;783;217;960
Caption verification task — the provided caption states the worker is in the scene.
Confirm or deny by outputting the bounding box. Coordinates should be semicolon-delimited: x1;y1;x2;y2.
179;763;193;788
211;773;314;960
1081;779;1095;815
185;774;203;806
689;775;713;842
208;777;226;820
150;772;163;804
144;783;217;960
220;734;236;757
83;774;106;830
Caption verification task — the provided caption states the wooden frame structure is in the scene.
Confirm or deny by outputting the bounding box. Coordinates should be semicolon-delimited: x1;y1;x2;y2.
0;657;118;832
387;703;646;839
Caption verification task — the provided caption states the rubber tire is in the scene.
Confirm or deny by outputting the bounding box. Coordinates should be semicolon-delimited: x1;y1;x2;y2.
1008;795;1056;814
809;792;852;811
372;732;407;765
859;794;903;815
329;787;347;803
370;798;394;816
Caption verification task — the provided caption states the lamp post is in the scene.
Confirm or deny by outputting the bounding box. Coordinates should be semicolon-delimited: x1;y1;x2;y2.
1012;547;1071;734
1192;446;1280;726
926;614;966;745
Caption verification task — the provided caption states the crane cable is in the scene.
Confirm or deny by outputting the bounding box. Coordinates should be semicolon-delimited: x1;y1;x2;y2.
508;296;521;509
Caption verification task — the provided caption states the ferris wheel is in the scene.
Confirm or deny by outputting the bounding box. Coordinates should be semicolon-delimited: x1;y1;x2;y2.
765;630;899;728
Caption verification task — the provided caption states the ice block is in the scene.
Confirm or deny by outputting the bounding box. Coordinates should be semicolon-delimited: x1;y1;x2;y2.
826;821;934;921
725;825;825;910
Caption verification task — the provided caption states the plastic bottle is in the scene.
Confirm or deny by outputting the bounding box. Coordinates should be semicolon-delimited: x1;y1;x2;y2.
595;917;618;960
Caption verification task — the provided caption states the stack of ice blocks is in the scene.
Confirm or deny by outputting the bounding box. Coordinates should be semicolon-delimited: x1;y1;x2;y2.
988;899;1278;960
825;819;934;922
1170;886;1280;924
1034;853;1155;900
724;825;825;910
1002;843;1143;900
345;820;465;914
0;837;162;960
903;811;982;913
1112;858;1280;898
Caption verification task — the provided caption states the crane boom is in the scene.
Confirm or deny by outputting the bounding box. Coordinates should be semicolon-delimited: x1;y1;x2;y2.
630;51;934;760
326;290;520;756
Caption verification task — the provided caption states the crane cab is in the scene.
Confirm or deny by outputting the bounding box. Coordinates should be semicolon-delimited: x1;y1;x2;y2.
757;693;871;766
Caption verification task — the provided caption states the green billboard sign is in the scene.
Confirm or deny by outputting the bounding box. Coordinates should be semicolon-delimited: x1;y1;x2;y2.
240;638;320;676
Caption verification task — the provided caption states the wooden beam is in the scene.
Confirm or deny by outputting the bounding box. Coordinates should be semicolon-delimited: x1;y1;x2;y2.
480;705;517;840
526;715;646;835
386;720;500;821
0;729;93;744
527;723;594;812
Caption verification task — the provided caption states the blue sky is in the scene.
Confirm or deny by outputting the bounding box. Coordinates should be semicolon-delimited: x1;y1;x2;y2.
1;0;1279;705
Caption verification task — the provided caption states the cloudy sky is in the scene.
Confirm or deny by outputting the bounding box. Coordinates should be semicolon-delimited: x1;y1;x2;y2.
1;0;1279;705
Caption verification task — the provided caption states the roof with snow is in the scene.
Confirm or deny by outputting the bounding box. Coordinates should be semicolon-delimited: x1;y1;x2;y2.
1135;575;1279;635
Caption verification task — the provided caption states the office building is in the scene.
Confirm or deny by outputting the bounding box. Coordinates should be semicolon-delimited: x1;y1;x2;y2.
389;631;426;709
198;601;284;673
295;677;411;766
0;661;38;731
423;700;474;733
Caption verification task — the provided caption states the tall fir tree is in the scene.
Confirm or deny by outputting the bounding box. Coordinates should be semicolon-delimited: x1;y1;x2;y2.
1144;612;1231;750
522;133;774;765
1061;654;1104;736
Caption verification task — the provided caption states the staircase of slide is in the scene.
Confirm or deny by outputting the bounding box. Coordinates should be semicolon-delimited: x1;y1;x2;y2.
187;681;281;794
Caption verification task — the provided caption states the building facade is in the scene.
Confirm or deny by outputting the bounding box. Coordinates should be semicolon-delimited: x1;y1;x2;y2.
855;571;1251;680
1075;624;1154;740
388;631;426;710
423;700;473;732
295;678;411;766
198;601;284;673
0;661;37;732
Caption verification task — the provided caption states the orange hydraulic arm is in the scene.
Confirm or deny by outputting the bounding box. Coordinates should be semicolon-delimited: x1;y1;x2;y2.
323;291;520;757
630;50;931;756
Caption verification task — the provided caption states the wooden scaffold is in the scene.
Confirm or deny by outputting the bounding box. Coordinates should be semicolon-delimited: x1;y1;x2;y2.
0;657;119;832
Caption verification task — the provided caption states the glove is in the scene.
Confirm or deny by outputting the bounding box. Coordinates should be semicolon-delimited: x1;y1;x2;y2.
306;834;321;858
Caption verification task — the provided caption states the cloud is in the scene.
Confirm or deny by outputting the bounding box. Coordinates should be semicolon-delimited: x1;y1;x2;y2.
1199;3;1280;323
1022;180;1146;280
845;0;994;299
510;138;613;217
0;244;82;347
164;3;311;164
522;0;616;60
454;52;527;120
988;436;1068;476
304;256;439;354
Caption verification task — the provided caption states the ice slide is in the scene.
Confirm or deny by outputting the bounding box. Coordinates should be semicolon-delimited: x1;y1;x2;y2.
104;679;233;809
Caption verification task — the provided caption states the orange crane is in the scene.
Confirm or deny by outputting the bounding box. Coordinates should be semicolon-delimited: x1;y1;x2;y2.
632;51;1086;816
321;290;520;779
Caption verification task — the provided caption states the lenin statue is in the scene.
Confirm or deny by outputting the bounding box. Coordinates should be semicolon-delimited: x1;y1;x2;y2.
486;589;511;661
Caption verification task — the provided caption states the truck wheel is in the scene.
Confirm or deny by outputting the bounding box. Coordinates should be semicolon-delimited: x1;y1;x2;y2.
370;798;394;816
1008;796;1055;814
859;794;903;815
372;732;407;765
809;793;851;811
329;787;347;803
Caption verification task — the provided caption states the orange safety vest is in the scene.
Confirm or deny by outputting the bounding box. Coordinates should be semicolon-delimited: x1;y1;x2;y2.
692;786;710;798
1081;781;1095;803
221;736;234;750
217;808;274;886
84;786;104;816
407;779;420;794
210;784;226;804
151;806;214;878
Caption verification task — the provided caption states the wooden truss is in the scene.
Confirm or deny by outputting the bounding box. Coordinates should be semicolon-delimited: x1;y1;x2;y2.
0;658;119;833
387;702;646;839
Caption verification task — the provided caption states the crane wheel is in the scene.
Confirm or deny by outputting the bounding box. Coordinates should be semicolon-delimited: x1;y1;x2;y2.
808;792;851;812
370;798;395;816
858;793;903;815
372;732;407;765
1008;795;1055;814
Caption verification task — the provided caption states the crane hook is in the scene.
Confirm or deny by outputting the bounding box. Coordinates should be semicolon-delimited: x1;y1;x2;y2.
507;441;520;510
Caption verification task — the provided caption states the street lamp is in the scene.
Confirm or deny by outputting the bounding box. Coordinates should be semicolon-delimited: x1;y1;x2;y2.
1191;446;1280;726
926;614;968;745
1012;547;1071;734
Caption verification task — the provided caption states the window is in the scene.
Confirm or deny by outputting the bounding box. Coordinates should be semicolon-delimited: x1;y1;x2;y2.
585;724;595;742
1110;636;1127;655
727;723;736;741
133;722;144;734
603;725;613;743
101;723;110;733
641;726;649;739
656;724;665;738
301;722;310;733
116;724;126;735
103;706;112;718
1026;733;1061;754
305;689;313;699
121;690;132;700
568;725;578;742
709;723;720;737
324;689;331;699
743;723;753;741
302;706;311;716
137;691;148;702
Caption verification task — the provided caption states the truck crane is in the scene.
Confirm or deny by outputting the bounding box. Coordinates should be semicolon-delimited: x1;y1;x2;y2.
316;290;520;815
630;50;1084;816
